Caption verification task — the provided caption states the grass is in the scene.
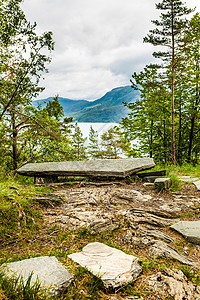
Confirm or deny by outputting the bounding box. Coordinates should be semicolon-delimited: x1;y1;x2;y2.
0;272;49;300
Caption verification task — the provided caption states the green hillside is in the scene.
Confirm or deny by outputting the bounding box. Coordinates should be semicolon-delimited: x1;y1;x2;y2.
34;86;139;122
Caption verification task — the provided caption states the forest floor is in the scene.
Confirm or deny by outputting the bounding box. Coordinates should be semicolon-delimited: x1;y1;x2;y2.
1;176;200;299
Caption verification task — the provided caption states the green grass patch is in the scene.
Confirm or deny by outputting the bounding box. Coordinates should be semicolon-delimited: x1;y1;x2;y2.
0;272;49;300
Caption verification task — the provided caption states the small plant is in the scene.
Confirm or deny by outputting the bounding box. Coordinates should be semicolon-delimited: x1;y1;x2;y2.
178;266;200;286
0;272;49;300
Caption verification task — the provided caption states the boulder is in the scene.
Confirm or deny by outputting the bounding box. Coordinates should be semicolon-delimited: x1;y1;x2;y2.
68;242;142;288
170;220;200;245
154;177;171;189
17;158;155;178
2;256;74;295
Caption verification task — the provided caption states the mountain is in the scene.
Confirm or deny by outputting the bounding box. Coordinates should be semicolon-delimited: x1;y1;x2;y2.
34;86;139;123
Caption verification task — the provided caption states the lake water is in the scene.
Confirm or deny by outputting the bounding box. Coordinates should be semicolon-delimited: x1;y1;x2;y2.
76;122;119;140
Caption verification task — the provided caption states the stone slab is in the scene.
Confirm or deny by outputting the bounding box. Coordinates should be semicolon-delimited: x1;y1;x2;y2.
193;180;200;190
17;158;155;178
154;178;171;189
178;176;199;182
68;242;142;288
170;220;200;245
2;256;74;295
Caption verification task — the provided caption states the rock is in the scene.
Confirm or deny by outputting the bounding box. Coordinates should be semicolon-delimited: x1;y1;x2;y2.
148;268;200;300
68;242;142;288
178;176;199;182
126;209;175;228
193;180;200;191
143;182;154;188
2;256;74;295
170;220;200;245
141;229;175;243
144;176;165;183
154;177;172;189
148;241;196;266
17;158;155;178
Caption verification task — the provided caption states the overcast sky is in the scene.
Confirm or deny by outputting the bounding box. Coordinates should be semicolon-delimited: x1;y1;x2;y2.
22;0;200;100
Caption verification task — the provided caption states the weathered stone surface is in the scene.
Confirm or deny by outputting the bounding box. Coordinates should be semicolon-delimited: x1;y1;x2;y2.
148;241;196;266
17;158;155;178
154;177;172;189
126;209;175;228
171;220;200;245
179;176;199;182
193;180;200;190
2;256;74;295
68;242;142;288
148;268;200;300
43;187;153;233
143;182;154;188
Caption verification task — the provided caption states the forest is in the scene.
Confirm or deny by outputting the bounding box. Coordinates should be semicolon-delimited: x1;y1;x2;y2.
0;0;200;176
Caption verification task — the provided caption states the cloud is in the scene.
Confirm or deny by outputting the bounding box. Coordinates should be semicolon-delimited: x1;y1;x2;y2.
22;0;200;100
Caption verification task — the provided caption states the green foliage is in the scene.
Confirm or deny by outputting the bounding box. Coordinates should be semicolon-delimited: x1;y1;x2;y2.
71;123;87;160
88;126;100;159
100;126;131;159
122;0;200;165
178;265;200;285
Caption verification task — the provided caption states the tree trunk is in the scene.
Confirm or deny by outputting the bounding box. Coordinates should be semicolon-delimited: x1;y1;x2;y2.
11;111;18;170
171;1;176;165
188;60;199;162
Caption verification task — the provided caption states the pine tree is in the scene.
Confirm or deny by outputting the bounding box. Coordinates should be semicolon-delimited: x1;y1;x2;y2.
71;123;87;160
88;126;100;159
144;0;193;164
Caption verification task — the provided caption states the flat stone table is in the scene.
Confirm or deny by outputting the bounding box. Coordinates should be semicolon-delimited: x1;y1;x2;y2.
17;158;155;178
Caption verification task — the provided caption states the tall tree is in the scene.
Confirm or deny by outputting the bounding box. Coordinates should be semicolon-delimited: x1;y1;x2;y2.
100;126;130;159
122;64;171;162
88;126;100;159
0;0;54;120
71;123;87;160
144;0;193;164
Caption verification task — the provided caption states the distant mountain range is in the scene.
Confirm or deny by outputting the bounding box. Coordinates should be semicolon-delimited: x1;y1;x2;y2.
34;86;139;123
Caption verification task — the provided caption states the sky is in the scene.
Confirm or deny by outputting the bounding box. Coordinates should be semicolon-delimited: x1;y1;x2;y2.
22;0;200;100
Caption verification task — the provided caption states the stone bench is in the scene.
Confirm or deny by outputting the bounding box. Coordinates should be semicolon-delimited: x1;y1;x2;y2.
17;158;155;180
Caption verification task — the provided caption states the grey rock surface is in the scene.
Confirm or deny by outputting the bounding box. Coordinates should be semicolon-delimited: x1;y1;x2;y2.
148;241;196;266
17;158;155;178
2;256;74;295
171;220;200;245
154;177;171;189
193;180;200;190
68;242;142;288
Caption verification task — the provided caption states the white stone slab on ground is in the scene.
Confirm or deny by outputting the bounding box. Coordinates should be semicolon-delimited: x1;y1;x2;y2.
68;242;142;288
170;220;200;245
17;158;155;178
2;256;74;295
